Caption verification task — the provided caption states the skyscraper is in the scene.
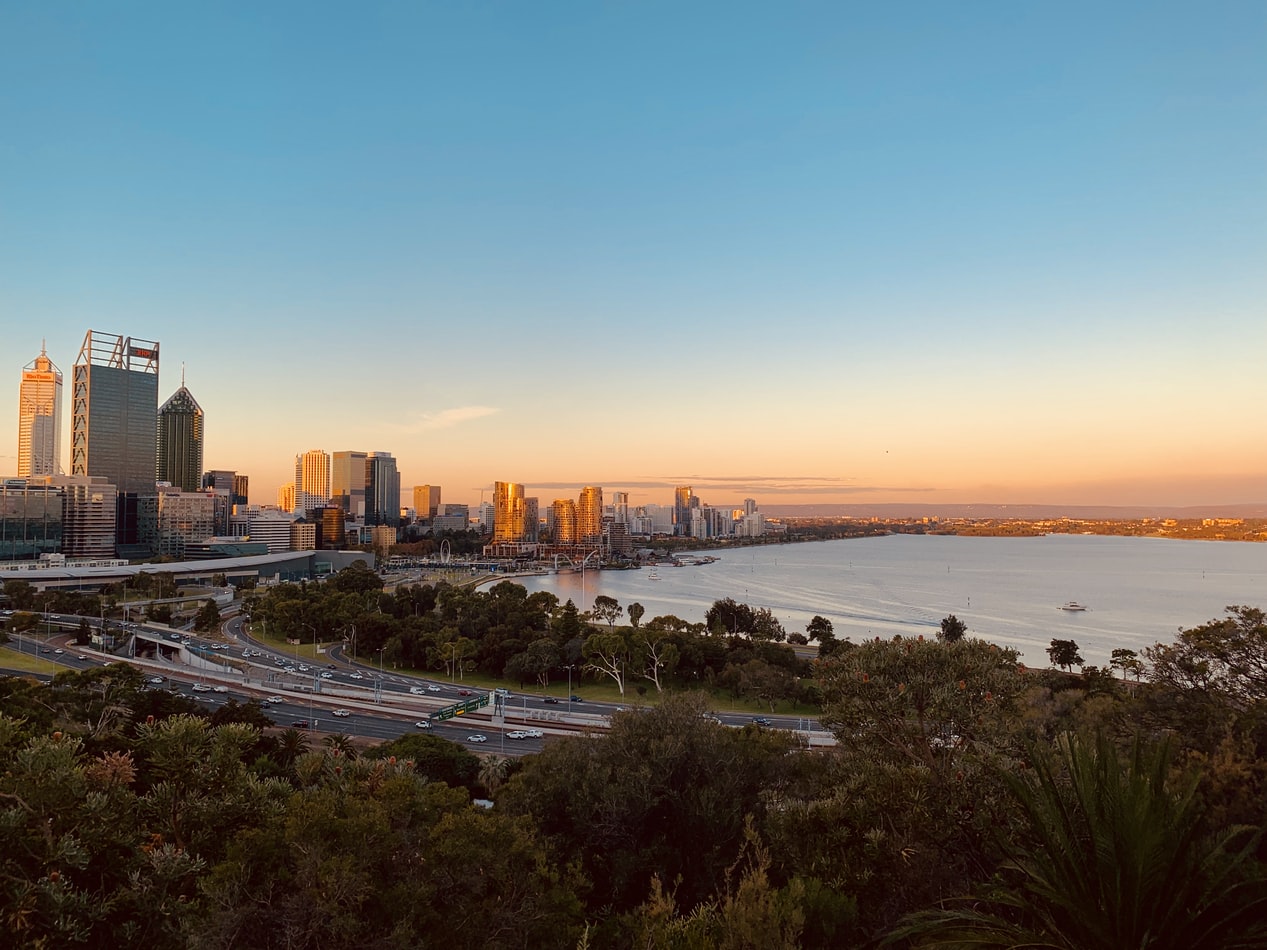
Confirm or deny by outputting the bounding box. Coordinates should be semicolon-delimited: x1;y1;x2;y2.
413;484;441;521
331;450;368;517
578;486;604;544
674;486;694;536
493;481;526;542
551;498;578;543
365;451;400;526
156;376;204;492
17;343;62;477
71;331;160;493
71;331;159;554
294;449;330;515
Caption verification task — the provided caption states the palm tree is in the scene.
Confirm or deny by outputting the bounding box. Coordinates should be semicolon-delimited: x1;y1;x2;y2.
887;732;1267;949
324;733;357;759
478;755;511;799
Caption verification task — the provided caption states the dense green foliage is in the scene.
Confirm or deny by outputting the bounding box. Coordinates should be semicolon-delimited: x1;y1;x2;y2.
2;595;1265;948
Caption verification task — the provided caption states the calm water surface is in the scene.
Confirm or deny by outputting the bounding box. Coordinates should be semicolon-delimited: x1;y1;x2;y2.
511;535;1267;667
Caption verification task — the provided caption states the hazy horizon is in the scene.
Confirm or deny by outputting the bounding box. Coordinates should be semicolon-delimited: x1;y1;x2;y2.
4;3;1264;511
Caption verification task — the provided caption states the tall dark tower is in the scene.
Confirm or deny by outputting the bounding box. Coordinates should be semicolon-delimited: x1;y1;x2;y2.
156;369;204;492
71;331;160;555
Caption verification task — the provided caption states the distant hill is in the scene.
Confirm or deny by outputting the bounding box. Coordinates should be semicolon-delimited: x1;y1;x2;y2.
763;503;1267;520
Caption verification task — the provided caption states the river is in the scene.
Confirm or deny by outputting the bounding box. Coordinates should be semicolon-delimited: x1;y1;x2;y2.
509;534;1267;667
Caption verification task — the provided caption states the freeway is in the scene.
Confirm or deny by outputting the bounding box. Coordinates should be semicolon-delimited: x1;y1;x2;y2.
3;611;833;752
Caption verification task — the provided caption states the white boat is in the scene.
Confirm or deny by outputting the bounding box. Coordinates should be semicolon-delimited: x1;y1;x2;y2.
647;570;660;581
1060;601;1088;611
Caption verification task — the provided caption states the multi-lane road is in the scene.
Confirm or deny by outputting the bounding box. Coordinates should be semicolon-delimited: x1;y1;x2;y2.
2;610;832;754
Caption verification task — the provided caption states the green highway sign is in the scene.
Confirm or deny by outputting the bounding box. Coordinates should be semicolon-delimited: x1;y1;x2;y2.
430;692;489;722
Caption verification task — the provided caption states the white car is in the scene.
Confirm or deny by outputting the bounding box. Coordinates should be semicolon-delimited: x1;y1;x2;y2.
212;686;228;693
350;672;364;680
426;684;441;692
415;720;431;729
191;684;211;692
466;734;487;743
54;649;64;655
265;696;284;704
525;728;544;738
320;672;333;679
408;686;425;695
506;731;528;740
149;676;164;684
332;709;351;718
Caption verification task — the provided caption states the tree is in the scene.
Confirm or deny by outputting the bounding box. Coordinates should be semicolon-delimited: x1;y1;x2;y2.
1047;638;1083;672
806;616;834;643
1110;647;1144;681
194;599;222;633
751;607;787;643
1145;605;1267;710
583;630;630;696
590;595;623;629
3;579;36;609
939;614;967;643
628;602;645;629
887;732;1267;950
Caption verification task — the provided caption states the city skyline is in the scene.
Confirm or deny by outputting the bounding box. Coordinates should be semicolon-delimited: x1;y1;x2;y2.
3;4;1265;511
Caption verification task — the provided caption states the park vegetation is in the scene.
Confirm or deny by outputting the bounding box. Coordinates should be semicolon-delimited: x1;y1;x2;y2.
2;565;1265;948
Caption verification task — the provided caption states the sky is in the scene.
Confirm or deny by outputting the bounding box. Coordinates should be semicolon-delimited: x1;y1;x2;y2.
3;2;1265;512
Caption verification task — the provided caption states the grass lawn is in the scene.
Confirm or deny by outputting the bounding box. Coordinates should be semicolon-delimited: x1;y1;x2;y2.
0;646;62;675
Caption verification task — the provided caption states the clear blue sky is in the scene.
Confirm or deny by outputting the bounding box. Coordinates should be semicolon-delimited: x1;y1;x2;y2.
3;2;1265;509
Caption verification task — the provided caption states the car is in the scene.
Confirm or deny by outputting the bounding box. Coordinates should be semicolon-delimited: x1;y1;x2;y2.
408;686;425;695
426;684;440;692
332;709;351;717
526;728;544;738
212;685;228;693
291;720;309;728
466;734;487;743
350;672;364;680
457;689;471;697
752;716;772;727
320;672;333;679
39;648;50;654
542;696;560;704
265;696;284;704
54;648;64;655
191;684;211;692
415;720;431;729
569;695;583;703
494;688;511;697
506;731;528;740
149;676;164;684
76;654;87;660
326;663;336;669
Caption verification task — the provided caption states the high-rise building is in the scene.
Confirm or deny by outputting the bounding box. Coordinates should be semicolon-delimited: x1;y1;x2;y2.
156;378;204;492
611;491;629;525
674;486;695;536
71;331;160;555
0;479;64;560
315;505;347;549
331;450;368;518
18;343;63;478
413;484;441;521
71;331;159;494
232;473;248;506
294;450;330;515
578;486;603;543
551;499;578;544
365;451;400;526
493;481;525;542
277;482;296;512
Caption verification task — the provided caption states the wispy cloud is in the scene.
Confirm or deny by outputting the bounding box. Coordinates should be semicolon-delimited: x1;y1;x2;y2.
529;476;936;497
389;406;501;434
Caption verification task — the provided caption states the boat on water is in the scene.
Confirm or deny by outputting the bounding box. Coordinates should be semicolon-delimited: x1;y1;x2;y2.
647;570;660;581
1060;601;1088;611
